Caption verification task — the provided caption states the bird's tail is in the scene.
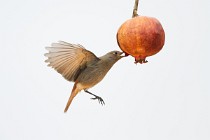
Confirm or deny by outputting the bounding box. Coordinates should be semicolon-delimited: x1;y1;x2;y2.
64;82;81;113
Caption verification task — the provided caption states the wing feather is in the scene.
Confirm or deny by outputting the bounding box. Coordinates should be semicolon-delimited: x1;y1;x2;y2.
45;41;99;81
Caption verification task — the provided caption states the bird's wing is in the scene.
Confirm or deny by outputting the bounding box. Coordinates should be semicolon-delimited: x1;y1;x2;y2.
45;41;99;81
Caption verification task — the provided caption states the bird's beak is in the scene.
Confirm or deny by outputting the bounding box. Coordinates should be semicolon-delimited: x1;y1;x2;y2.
119;52;128;58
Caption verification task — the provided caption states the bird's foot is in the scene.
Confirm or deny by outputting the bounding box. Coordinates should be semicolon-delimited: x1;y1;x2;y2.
91;95;105;105
85;90;105;105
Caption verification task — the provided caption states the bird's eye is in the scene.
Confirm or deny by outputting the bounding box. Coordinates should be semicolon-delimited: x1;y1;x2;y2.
113;52;118;55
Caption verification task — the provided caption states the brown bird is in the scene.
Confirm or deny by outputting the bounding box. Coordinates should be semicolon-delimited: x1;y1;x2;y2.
45;41;125;112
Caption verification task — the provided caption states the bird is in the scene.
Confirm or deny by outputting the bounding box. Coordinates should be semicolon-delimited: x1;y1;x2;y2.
44;41;125;112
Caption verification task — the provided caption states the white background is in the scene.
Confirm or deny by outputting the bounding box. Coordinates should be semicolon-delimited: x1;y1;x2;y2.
0;0;209;139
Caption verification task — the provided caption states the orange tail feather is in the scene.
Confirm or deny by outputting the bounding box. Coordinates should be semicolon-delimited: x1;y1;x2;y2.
64;83;81;113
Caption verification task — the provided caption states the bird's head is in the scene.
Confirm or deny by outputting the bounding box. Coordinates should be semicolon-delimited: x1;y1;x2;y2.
105;51;126;61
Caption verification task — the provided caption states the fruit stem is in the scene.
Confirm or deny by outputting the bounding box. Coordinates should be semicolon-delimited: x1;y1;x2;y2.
132;0;139;18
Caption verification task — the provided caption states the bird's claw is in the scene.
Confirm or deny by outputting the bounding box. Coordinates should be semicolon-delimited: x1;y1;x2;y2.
91;96;105;105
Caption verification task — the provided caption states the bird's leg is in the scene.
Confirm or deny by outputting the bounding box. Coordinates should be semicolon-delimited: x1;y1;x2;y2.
84;90;105;105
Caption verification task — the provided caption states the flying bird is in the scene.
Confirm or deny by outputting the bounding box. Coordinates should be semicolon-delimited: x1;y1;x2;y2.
45;41;125;112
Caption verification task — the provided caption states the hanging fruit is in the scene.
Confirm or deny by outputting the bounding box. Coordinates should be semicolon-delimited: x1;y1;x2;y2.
117;0;165;64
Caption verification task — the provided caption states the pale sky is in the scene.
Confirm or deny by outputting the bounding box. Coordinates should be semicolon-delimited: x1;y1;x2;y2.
0;0;210;140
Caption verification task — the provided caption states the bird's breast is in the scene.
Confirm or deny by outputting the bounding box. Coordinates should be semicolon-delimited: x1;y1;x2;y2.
76;61;114;88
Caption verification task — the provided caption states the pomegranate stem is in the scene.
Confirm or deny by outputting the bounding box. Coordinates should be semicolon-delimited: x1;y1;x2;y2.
132;0;139;18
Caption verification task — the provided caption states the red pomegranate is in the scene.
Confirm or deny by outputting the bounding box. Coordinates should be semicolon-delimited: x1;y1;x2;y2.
117;16;165;63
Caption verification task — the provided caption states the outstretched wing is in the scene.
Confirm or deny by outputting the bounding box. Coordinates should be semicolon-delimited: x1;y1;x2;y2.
45;41;99;81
